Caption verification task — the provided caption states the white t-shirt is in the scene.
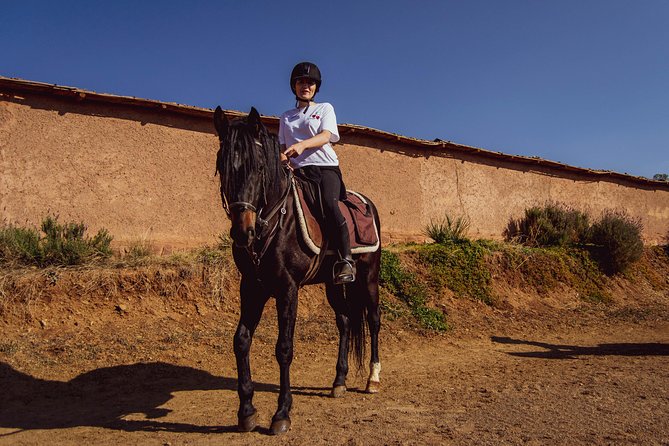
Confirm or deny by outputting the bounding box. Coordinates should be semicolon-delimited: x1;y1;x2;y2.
279;102;340;168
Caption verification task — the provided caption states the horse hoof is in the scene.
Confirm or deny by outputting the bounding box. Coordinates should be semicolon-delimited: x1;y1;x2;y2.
237;410;258;432
270;418;291;435
331;385;347;398
366;380;380;394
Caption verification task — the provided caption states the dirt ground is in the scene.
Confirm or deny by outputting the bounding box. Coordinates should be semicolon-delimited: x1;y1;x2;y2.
1;266;668;445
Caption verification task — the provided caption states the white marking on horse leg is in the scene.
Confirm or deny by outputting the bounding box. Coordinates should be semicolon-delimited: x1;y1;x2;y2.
369;361;381;382
366;361;381;393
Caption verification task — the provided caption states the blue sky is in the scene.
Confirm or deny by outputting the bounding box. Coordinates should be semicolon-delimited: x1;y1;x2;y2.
3;1;668;179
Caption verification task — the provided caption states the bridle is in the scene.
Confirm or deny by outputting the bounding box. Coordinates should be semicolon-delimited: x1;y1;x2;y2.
220;138;293;268
220;139;266;219
225;200;256;217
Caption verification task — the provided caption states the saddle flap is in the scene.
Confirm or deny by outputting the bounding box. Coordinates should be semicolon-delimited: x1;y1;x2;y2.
294;180;379;255
295;180;323;247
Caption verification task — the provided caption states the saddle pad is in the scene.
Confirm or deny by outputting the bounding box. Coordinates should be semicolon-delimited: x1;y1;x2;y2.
293;180;380;256
339;193;377;245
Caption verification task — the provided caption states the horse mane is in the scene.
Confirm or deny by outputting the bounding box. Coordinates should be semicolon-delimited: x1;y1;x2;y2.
216;115;282;200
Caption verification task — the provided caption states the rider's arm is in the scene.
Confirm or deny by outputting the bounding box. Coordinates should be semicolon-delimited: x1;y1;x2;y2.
283;130;332;158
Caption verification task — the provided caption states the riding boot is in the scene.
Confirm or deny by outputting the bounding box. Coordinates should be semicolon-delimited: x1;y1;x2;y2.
333;221;356;284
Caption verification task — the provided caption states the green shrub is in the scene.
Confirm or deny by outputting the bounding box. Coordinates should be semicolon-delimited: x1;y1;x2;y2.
505;202;590;247
0;225;41;264
424;214;470;244
379;250;448;331
40;216;113;265
588;210;643;274
567;248;612;302
379;292;406;321
0;216;112;267
417;240;493;304
379;250;408;296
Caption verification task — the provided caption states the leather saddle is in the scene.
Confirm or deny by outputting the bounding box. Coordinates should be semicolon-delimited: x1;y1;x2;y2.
292;177;380;256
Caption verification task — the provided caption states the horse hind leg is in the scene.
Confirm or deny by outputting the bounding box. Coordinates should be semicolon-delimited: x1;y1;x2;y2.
365;337;381;393
325;282;349;398
366;360;381;394
341;269;381;395
364;268;382;394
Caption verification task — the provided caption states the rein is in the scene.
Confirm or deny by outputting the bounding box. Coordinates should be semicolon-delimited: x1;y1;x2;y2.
256;168;293;233
252;167;293;266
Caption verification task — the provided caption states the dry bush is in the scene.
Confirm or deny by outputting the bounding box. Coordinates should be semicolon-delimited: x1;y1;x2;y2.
505;202;590;247
0;216;112;267
589;210;644;274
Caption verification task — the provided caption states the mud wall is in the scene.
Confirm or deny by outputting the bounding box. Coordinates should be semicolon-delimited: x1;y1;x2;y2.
0;93;225;250
337;136;669;244
1;91;668;248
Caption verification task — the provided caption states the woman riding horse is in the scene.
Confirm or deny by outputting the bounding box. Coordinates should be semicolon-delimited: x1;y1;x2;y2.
280;62;356;285
213;62;382;436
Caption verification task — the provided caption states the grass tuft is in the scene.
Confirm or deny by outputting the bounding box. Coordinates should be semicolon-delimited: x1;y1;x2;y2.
424;214;470;244
125;240;152;260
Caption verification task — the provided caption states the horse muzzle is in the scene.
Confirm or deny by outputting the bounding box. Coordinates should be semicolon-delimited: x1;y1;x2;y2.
230;209;257;248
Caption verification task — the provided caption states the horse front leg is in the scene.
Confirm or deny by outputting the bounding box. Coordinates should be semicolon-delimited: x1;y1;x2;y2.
234;277;269;432
326;282;349;398
270;286;298;435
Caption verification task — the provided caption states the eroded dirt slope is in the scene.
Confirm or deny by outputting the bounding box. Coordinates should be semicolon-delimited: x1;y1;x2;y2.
0;253;668;445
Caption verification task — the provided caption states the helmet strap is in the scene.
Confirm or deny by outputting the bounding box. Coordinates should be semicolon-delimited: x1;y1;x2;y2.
295;96;314;114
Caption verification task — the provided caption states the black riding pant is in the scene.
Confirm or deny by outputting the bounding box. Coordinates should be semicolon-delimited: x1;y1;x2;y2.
320;168;346;228
294;165;349;254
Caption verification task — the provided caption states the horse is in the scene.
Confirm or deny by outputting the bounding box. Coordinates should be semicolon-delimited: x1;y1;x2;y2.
213;106;382;435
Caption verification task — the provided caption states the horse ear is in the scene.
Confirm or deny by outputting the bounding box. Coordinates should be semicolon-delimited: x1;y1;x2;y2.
248;107;262;137
213;106;228;138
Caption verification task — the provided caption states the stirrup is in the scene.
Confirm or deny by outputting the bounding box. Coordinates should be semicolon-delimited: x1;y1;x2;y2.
333;259;356;285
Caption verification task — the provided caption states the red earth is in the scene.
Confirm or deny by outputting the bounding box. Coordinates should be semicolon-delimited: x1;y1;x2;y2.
0;258;668;445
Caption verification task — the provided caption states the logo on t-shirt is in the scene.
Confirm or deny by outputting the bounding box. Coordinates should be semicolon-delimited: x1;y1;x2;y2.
310;114;321;120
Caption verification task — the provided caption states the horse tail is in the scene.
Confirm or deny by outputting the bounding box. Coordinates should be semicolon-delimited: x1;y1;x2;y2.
347;194;381;369
346;281;367;369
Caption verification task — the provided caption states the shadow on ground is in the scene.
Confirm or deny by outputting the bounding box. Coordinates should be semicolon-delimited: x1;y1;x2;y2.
0;362;282;436
491;336;669;359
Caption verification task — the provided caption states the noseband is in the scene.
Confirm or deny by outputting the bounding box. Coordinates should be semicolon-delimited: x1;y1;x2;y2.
228;201;257;215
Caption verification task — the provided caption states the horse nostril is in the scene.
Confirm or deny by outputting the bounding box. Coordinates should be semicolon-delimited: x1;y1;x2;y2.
247;227;255;239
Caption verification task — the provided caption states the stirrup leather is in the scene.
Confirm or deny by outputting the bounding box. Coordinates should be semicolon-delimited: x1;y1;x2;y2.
333;259;356;284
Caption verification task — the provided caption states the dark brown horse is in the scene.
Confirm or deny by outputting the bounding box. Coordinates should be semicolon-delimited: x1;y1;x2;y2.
213;106;382;435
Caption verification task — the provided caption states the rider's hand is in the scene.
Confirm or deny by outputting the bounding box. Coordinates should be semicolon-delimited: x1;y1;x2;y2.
283;142;306;159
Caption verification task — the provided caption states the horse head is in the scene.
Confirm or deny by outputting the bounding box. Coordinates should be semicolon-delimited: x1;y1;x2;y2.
214;106;280;248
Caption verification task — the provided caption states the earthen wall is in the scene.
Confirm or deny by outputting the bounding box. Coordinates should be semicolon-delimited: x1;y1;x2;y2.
1;91;668;248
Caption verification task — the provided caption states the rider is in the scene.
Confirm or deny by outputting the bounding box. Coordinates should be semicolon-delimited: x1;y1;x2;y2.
279;61;355;284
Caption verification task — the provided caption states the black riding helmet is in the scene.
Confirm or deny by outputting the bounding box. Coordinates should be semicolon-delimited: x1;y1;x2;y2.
290;62;321;95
